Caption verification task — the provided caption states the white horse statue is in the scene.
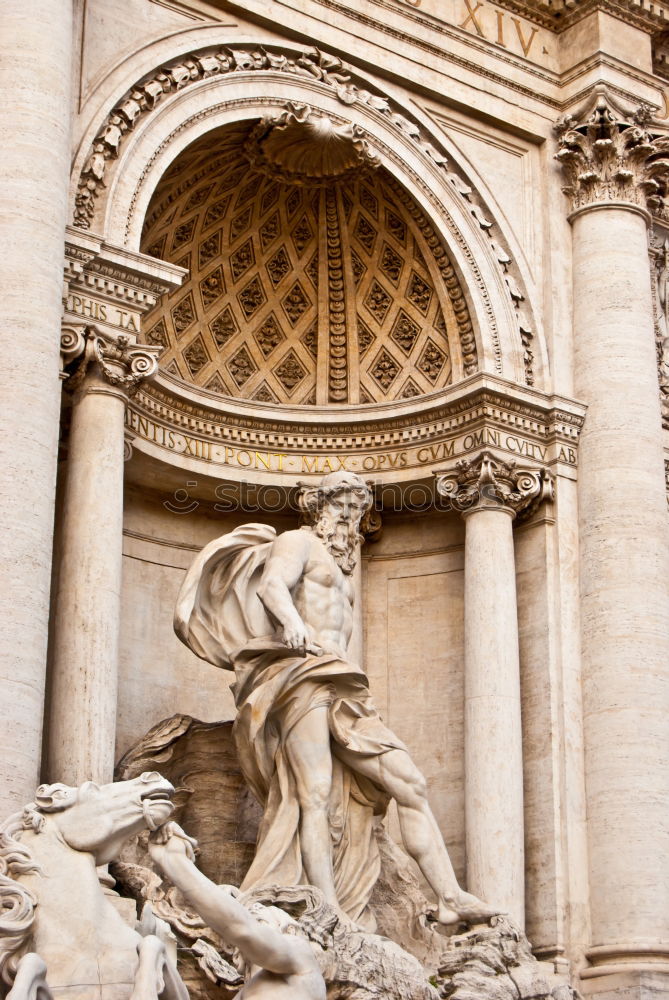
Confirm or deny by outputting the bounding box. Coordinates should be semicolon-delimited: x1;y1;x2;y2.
0;772;189;1000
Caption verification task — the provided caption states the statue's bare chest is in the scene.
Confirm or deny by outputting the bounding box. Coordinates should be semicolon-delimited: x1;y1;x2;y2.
304;545;353;602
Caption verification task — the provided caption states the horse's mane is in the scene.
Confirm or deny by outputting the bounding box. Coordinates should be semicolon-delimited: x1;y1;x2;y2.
0;811;40;992
0;785;76;994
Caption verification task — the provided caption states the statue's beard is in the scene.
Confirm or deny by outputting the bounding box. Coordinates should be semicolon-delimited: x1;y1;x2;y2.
314;514;359;574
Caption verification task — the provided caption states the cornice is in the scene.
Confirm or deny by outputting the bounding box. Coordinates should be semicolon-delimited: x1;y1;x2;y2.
493;0;669;34
65;227;186;300
139;369;585;434
124;371;586;485
275;0;562;95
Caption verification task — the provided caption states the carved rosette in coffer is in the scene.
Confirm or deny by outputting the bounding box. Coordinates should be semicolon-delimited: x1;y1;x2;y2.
139;120;474;406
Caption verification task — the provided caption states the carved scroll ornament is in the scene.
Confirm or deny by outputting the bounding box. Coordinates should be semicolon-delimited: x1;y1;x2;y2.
436;450;554;520
62;326;162;396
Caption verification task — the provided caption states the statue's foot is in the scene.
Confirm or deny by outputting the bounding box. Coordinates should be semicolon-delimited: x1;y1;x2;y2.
435;892;504;925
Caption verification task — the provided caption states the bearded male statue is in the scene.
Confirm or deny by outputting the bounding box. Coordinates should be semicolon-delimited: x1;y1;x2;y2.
174;471;498;930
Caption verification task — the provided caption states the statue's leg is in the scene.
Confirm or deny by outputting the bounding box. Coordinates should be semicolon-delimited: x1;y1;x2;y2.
335;745;501;924
6;954;53;1000
283;705;340;909
130;934;188;1000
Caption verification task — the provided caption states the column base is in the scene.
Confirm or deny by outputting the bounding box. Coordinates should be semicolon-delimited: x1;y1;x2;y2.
581;970;669;1000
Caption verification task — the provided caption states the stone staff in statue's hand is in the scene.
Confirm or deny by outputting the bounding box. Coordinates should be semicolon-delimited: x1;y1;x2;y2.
148;822;326;1000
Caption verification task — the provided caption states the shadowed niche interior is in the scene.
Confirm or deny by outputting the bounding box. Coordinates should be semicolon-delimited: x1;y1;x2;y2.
139;115;475;406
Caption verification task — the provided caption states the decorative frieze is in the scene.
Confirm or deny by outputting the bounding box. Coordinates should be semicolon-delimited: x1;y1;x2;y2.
494;0;669;33
435;450;554;519
650;229;669;427
123;374;584;486
555;92;669;216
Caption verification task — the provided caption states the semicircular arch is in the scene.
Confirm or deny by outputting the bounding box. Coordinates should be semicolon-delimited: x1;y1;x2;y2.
70;36;548;395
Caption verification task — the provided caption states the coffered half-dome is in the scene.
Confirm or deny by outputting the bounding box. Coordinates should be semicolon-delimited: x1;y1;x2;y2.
140;118;476;405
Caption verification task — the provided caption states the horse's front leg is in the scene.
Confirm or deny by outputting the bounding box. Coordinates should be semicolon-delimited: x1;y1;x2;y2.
130;935;188;1000
6;953;53;1000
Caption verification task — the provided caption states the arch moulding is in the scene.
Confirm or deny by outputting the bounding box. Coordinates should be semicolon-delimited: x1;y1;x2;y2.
64;36;574;490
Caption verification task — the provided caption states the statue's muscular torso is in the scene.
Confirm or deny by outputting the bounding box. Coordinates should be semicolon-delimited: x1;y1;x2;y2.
291;529;355;657
258;526;355;660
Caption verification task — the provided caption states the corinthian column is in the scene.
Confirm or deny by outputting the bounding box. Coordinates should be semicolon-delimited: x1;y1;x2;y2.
0;0;73;815
437;453;553;927
556;94;669;982
46;329;160;786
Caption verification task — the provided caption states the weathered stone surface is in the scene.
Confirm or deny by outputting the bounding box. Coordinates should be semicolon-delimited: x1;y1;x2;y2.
6;4;669;1000
0;774;186;1000
114;858;439;1000
435;917;579;1000
173;472;498;929
114;715;575;1000
116;714;261;887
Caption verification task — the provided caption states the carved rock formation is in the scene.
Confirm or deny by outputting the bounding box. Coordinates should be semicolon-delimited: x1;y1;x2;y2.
435;917;577;1000
113;862;440;1000
114;717;578;1000
116;714;262;887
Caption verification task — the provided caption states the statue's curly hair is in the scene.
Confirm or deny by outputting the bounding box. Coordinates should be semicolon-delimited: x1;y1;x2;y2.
296;471;373;525
239;883;338;949
0;814;40;992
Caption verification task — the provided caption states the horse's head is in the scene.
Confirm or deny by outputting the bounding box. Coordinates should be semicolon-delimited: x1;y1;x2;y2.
24;771;176;864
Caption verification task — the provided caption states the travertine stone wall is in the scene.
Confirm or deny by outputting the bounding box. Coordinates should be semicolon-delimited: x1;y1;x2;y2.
116;494;245;760
364;514;467;880
0;0;73;814
515;501;590;967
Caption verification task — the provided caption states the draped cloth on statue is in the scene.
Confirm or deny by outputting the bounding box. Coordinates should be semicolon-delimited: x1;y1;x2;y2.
174;523;405;926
